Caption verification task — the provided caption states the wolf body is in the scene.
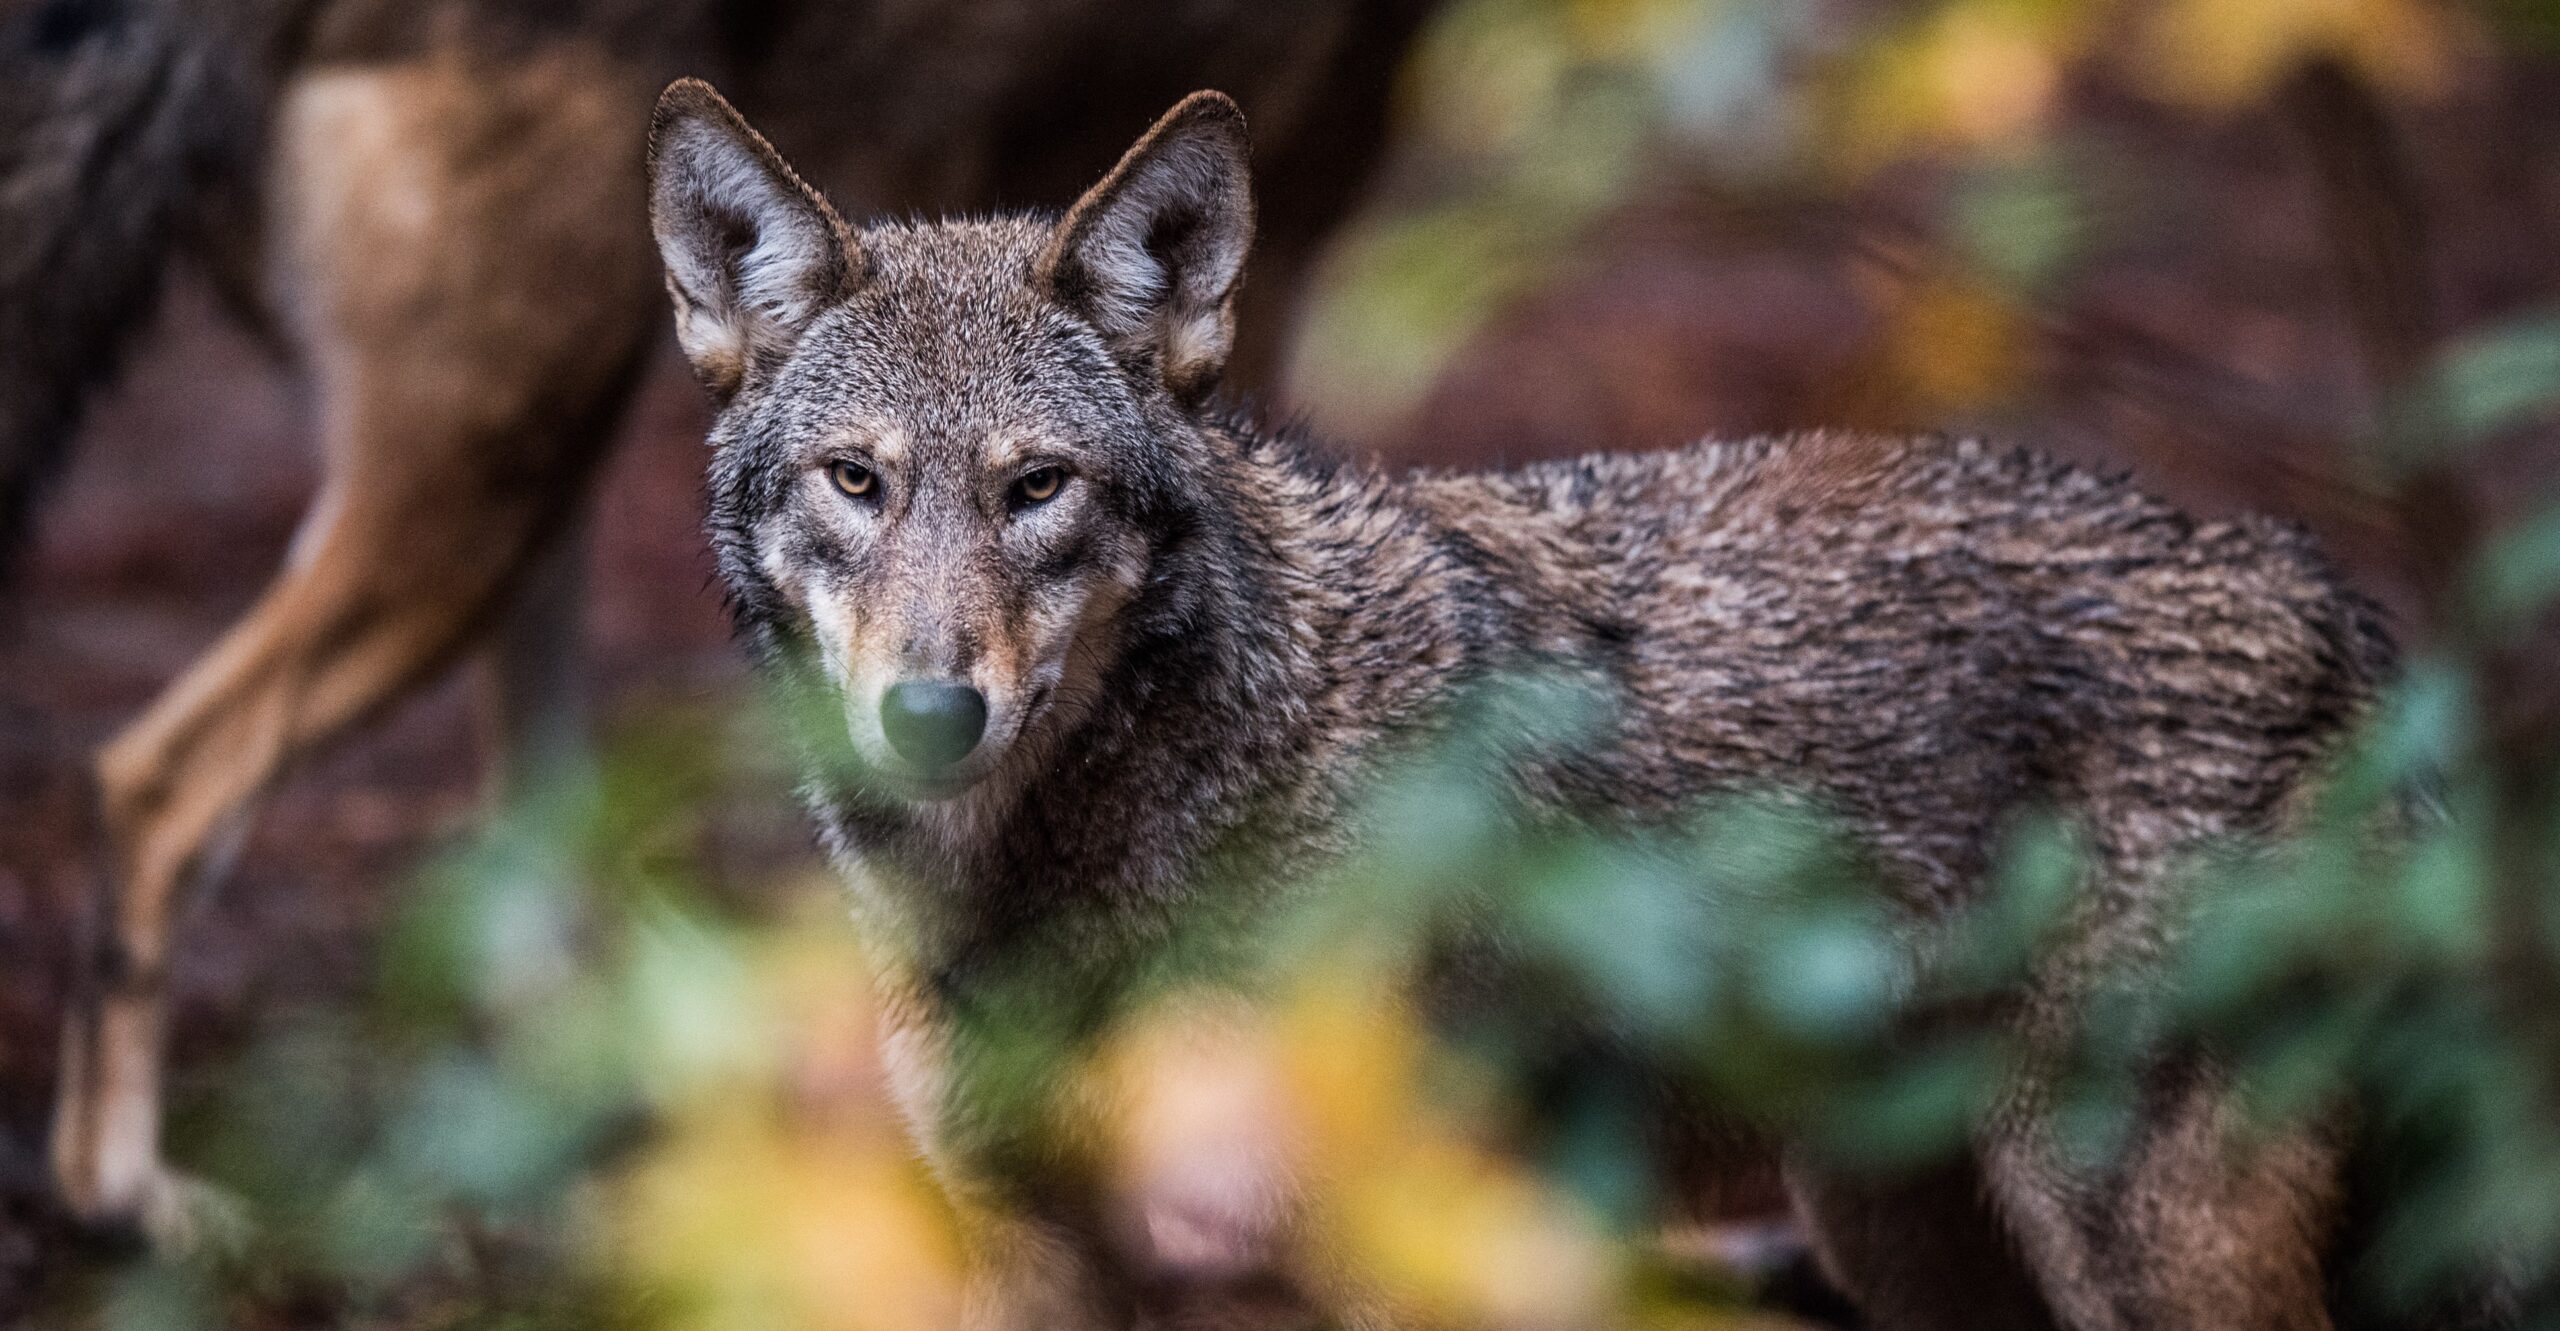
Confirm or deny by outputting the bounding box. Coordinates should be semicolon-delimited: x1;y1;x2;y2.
14;0;1433;1244
650;84;2402;1331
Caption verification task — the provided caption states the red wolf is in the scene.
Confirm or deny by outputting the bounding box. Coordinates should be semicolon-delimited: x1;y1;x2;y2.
648;79;2411;1331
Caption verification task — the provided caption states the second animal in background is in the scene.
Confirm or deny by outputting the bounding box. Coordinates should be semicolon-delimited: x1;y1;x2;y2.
16;0;1437;1248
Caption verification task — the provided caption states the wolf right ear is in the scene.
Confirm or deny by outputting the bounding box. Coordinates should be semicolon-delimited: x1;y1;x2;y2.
647;79;860;403
1041;92;1254;404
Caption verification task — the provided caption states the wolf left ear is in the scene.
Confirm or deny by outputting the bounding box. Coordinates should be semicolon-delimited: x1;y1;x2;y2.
647;79;860;404
1040;92;1255;403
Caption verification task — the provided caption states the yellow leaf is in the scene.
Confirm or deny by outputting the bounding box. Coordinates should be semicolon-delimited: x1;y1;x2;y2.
1831;1;2083;174
603;908;964;1331
1880;268;2031;411
609;1100;965;1331
2133;0;2464;106
1329;1136;1618;1329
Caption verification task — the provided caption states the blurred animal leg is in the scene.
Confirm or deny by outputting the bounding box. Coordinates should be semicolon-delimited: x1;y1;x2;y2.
1786;1153;2061;1331
49;471;544;1243
1982;1058;2342;1331
48;42;657;1242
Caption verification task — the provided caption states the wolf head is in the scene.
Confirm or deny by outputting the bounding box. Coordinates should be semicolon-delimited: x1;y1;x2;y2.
646;80;1257;804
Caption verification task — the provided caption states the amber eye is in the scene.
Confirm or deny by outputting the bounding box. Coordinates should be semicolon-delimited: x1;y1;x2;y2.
830;460;876;499
1012;466;1066;507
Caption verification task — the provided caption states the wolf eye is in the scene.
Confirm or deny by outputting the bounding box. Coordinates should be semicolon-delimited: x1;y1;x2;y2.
1011;466;1067;508
829;460;877;500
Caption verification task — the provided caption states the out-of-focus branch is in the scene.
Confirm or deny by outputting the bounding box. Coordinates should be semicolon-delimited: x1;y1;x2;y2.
2281;51;2560;1111
2277;54;2481;616
2280;58;2439;398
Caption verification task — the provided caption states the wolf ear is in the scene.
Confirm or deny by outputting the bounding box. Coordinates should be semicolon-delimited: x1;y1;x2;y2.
647;79;860;403
1040;92;1255;403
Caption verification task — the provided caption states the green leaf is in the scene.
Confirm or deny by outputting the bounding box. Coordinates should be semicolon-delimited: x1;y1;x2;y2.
2411;311;2560;450
2470;505;2560;631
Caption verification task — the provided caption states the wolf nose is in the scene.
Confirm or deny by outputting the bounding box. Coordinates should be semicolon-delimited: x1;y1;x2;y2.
880;680;988;770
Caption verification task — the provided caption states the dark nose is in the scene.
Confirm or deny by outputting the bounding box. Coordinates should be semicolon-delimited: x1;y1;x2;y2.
879;680;988;770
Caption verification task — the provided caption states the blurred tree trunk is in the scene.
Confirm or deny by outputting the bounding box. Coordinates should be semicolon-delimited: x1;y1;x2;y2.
2283;52;2560;1107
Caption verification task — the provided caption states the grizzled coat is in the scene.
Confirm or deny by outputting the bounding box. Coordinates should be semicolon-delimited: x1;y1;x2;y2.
651;81;2399;1331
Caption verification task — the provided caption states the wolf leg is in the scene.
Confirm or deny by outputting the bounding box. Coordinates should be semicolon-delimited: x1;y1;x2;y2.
48;43;657;1244
1786;1153;2061;1331
1981;1056;2342;1331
